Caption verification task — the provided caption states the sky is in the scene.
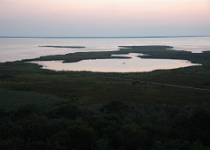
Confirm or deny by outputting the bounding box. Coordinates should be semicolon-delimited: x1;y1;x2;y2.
0;0;210;37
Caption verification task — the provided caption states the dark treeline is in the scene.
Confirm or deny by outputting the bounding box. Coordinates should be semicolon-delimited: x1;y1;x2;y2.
0;101;210;150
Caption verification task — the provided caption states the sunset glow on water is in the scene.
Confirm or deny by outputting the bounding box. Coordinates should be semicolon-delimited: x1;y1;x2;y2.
32;53;200;72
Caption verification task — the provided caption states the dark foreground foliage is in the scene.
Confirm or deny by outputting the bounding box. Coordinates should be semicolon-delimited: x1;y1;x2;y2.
0;102;210;150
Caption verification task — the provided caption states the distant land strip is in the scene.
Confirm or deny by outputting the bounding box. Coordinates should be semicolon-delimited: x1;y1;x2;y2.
39;45;85;48
0;35;209;38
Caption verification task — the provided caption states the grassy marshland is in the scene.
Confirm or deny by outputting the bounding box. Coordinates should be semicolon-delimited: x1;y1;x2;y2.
0;46;210;149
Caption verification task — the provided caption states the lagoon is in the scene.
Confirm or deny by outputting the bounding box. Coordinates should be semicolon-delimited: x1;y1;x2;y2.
0;37;209;72
32;53;200;72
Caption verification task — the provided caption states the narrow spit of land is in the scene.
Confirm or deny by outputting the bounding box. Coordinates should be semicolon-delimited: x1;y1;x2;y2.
39;45;85;48
25;45;210;67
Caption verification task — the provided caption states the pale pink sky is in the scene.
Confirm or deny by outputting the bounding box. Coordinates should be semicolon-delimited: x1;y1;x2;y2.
0;0;210;36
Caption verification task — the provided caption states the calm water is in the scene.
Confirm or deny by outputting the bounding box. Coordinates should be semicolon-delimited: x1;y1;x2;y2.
0;37;209;72
32;53;199;72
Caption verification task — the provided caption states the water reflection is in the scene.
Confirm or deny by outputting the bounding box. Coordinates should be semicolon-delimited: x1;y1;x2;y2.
1;37;210;62
32;53;200;72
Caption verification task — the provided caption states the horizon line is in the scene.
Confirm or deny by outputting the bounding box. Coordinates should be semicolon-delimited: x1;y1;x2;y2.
0;35;209;39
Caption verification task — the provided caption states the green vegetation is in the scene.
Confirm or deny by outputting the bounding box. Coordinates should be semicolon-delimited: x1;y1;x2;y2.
24;46;210;68
0;46;210;149
0;88;61;111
